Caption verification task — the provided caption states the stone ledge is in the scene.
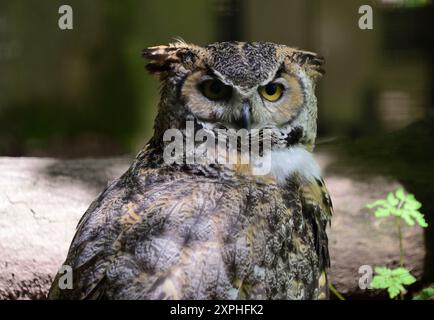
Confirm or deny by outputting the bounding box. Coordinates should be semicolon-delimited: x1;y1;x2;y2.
0;155;425;299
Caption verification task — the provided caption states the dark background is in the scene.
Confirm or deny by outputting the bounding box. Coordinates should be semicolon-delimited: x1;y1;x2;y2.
1;0;432;157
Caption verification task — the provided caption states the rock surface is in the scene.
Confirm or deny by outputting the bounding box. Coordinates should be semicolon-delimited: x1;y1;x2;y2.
0;155;426;299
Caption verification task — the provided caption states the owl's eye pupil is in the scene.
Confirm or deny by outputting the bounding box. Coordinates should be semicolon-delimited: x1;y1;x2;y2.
200;79;231;101
258;82;284;102
209;81;223;94
265;84;277;96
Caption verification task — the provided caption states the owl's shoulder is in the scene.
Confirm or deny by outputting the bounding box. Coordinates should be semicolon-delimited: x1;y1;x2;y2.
48;165;251;299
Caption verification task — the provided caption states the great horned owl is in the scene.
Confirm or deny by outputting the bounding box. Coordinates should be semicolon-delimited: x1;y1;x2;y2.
48;41;333;300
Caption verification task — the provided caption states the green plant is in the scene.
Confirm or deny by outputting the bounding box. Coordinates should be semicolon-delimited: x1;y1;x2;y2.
413;286;434;300
370;267;416;299
366;188;428;299
329;282;345;300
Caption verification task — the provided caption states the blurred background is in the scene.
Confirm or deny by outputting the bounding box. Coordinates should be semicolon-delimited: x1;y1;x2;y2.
0;0;434;297
1;0;432;157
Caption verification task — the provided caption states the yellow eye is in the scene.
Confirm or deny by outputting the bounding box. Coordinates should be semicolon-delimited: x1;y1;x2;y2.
200;80;232;101
259;83;284;102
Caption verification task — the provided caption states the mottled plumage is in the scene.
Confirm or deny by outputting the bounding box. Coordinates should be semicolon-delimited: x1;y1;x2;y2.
48;41;332;300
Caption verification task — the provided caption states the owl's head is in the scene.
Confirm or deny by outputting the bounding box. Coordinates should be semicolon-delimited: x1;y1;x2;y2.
143;41;324;152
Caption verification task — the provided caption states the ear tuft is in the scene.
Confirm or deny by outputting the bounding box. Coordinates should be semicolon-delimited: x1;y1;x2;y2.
142;45;183;75
279;47;325;81
142;42;206;77
292;50;325;80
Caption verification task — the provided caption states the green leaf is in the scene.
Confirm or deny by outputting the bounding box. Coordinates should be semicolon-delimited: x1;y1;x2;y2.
391;268;417;285
390;267;408;276
366;188;428;228
400;209;428;228
375;208;390;218
412;211;428;228
388;284;403;299
374;267;391;276
390;207;401;217
395;188;406;201
371;275;388;289
367;199;388;209
371;267;416;299
404;200;422;210
402;213;416;226
387;192;399;206
405;194;422;209
413;286;434;300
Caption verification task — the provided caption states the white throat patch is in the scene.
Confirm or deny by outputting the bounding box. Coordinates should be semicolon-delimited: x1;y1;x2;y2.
270;146;321;185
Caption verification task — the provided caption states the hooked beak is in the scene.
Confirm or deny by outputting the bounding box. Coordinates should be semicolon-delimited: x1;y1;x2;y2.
241;101;252;130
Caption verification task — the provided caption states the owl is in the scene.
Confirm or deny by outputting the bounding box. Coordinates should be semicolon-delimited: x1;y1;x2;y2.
48;41;333;300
